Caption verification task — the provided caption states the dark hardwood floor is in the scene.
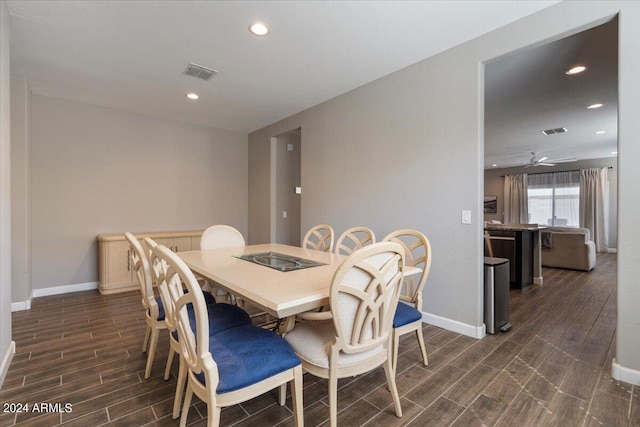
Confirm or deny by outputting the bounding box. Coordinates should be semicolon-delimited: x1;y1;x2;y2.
1;253;638;426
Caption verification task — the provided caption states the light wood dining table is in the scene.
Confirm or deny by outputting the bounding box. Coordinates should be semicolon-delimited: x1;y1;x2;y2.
178;242;422;321
178;243;345;319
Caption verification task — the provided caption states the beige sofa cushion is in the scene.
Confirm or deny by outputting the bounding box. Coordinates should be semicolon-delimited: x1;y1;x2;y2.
541;227;596;271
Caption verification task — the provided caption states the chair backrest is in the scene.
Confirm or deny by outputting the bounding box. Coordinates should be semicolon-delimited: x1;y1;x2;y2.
125;232;159;320
144;237;178;332
331;242;404;355
302;224;335;252
200;225;245;249
153;244;214;382
335;226;376;256
382;229;432;308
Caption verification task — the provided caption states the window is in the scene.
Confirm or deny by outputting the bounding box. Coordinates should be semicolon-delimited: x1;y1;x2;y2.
527;171;580;227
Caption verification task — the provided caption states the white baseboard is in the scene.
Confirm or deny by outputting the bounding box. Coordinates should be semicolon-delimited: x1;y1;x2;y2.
612;358;640;385
0;341;16;388
422;312;485;339
606;248;618;253
11;298;31;312
32;281;99;298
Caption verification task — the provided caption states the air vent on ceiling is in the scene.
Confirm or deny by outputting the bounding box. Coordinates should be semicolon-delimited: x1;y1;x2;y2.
183;63;217;81
542;127;568;135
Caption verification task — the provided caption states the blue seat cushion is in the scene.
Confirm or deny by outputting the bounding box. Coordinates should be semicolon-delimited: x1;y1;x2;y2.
195;325;300;394
155;296;166;321
171;303;252;341
154;290;216;322
393;302;422;328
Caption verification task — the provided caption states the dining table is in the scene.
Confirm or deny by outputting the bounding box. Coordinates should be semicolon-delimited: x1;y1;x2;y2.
177;242;422;323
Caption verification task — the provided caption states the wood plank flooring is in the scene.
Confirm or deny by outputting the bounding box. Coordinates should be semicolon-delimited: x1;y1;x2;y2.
2;253;638;426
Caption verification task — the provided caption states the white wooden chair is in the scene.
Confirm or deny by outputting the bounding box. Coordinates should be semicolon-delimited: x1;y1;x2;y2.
382;229;432;373
334;226;376;255
302;224;334;252
284;242;405;426
153;244;304;427
144;237;251;419
200;225;245;302
125;232;167;380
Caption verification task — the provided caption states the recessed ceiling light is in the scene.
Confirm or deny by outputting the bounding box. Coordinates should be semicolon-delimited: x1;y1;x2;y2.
595;130;606;134
186;93;199;100
249;22;269;36
587;103;603;109
565;65;587;75
612;151;618;155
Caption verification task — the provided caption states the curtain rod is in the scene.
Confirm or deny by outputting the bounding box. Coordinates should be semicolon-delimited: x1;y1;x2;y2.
499;166;612;178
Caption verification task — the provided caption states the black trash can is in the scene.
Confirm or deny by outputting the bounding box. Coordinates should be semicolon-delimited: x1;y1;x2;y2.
484;257;512;334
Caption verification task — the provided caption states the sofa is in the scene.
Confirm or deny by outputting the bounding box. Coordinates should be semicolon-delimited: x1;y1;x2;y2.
541;227;596;271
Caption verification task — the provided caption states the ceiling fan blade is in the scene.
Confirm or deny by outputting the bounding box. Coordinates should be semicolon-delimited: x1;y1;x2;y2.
538;163;556;166
547;157;576;163
537;156;548;162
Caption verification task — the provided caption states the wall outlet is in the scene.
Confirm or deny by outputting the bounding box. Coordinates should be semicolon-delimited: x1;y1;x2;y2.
462;210;471;224
282;211;287;218
287;143;293;151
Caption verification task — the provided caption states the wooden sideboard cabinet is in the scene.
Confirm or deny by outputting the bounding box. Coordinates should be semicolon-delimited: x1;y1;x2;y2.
97;230;203;294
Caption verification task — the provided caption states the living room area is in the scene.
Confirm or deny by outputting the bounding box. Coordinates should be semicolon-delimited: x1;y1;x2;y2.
483;18;618;277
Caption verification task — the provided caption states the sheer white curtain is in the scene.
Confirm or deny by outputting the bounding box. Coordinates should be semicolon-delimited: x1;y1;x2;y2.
528;171;580;226
504;174;528;224
580;168;609;252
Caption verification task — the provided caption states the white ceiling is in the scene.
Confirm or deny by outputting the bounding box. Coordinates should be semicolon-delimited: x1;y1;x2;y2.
484;18;618;169
7;0;558;134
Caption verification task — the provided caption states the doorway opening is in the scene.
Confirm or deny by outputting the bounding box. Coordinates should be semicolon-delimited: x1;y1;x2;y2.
271;128;302;245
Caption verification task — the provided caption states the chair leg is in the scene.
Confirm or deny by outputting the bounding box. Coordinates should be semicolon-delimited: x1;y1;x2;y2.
180;381;194;427
291;366;304;427
144;327;159;379
415;327;428;366
279;383;287;406
329;374;338;427
383;356;403;417
165;346;175;380
392;329;400;375
142;325;151;352
208;401;221;427
173;357;187;419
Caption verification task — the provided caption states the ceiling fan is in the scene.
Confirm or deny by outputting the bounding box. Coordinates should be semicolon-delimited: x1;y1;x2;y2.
524;152;576;168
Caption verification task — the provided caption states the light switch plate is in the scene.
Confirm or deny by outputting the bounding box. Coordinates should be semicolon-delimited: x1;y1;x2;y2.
287;143;293;151
295;186;302;194
462;210;471;224
282;211;287;218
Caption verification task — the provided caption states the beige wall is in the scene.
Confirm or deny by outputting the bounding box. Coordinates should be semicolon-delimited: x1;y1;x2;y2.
27;94;248;291
249;1;640;379
10;75;30;304
484;157;618;248
0;0;13;386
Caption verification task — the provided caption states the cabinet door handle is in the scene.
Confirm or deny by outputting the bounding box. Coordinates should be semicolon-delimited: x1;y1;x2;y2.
127;250;131;271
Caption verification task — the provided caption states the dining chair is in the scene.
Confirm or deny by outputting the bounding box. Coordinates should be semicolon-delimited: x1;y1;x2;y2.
144;237;252;419
153;244;304;427
382;229;432;373
125;232;167;380
284;242;405;426
484;233;494;257
200;225;245;303
334;226;376;256
302;224;335;252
